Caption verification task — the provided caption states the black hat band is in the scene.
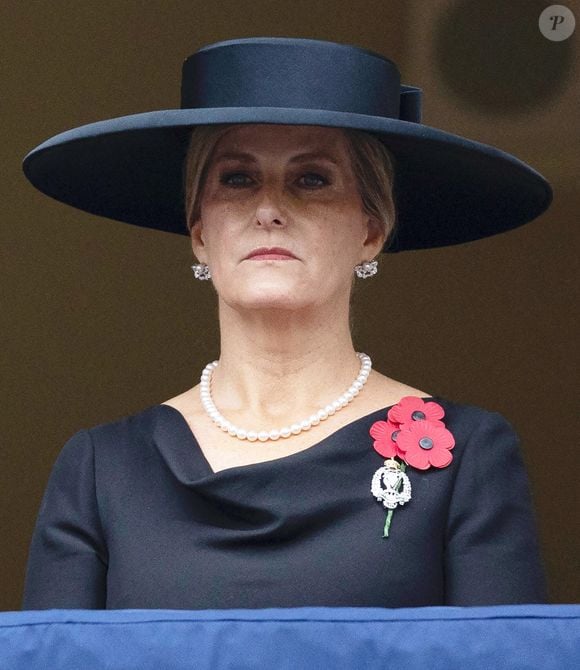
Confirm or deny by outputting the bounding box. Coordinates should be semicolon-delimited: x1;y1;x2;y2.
181;37;422;123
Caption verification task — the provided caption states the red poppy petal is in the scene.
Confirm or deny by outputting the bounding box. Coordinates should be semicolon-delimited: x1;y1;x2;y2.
386;406;403;425
430;424;455;450
389;396;425;424
429;448;453;468
392;427;414;452
423;401;445;422
406;421;454;448
422;418;446;428
403;448;431;470
373;439;399;458
369;420;390;441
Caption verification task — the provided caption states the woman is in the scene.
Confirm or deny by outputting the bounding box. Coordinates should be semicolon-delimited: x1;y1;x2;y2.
21;37;551;610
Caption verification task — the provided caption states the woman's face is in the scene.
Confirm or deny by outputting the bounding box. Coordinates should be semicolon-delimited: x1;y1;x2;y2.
191;124;384;313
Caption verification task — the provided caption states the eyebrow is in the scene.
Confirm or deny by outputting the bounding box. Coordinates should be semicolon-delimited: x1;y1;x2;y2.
213;151;341;166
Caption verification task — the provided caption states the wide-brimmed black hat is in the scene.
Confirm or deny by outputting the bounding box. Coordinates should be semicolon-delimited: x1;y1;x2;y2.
22;36;553;253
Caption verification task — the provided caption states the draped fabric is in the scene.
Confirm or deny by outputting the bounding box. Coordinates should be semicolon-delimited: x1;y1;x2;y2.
22;396;548;610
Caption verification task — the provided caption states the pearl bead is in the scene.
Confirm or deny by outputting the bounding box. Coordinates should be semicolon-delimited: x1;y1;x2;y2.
198;352;372;442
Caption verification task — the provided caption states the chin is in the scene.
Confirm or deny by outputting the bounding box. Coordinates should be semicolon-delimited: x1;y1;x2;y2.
227;285;308;311
239;295;305;311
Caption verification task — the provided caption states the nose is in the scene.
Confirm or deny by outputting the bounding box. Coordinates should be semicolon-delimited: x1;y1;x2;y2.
254;183;287;227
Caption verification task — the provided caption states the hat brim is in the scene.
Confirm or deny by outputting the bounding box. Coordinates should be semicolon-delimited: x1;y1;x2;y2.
22;107;553;252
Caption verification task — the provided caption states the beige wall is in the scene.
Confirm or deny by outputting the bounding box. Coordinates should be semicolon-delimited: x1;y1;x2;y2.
2;0;578;610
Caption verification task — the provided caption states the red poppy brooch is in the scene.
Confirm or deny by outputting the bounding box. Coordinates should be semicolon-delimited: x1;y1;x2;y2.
369;396;455;538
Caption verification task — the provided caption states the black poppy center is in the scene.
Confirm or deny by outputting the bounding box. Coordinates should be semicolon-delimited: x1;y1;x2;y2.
419;436;434;450
412;410;426;420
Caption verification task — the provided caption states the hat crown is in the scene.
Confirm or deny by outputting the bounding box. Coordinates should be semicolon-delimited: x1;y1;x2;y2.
180;37;421;123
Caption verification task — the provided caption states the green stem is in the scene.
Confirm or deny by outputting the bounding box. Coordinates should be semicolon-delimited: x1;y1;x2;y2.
383;509;394;537
382;461;407;539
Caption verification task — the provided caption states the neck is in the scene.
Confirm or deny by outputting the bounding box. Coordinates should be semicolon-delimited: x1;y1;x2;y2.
209;297;364;424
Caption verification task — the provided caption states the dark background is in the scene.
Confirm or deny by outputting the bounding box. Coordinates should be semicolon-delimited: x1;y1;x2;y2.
2;0;578;610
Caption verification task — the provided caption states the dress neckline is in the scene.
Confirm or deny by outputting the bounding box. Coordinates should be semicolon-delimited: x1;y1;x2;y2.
155;396;437;477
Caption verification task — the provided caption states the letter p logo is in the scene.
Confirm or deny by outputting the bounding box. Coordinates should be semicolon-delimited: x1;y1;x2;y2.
539;5;576;41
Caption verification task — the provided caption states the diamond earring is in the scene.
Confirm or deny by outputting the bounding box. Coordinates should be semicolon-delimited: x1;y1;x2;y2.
191;263;211;280
354;260;378;278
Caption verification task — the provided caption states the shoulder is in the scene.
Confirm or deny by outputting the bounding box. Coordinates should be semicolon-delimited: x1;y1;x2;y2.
430;395;519;450
63;404;162;465
366;370;517;447
434;395;513;428
427;396;527;495
369;370;511;432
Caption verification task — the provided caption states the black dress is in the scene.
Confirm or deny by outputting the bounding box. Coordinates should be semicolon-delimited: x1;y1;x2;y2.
22;395;548;610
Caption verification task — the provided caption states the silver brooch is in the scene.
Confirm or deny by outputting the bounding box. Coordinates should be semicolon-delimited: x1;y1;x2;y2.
370;458;412;537
371;458;412;509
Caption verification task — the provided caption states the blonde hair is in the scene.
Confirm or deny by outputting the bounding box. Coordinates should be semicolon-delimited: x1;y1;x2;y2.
183;124;397;250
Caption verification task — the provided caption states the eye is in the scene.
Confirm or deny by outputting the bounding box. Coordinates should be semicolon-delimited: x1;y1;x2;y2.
218;171;329;189
298;172;329;188
219;172;252;188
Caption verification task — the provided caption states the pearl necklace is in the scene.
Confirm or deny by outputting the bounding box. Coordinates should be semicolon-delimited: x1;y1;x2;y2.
199;352;372;442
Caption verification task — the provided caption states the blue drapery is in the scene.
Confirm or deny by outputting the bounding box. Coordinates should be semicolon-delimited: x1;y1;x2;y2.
1;604;578;669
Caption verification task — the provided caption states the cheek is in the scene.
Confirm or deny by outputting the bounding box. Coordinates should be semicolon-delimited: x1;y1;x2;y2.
307;238;354;285
199;202;243;248
312;212;362;256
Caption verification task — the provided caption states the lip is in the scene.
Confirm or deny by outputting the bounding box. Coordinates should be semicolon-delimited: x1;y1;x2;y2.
244;246;298;260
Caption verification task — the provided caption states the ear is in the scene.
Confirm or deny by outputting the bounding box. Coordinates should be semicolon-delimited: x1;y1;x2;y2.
190;219;207;264
362;216;386;260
